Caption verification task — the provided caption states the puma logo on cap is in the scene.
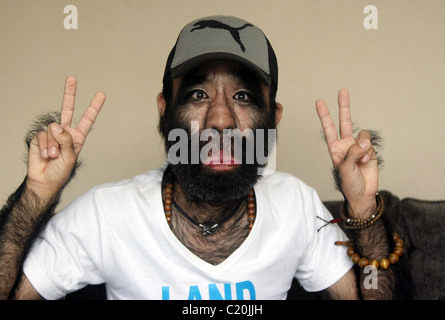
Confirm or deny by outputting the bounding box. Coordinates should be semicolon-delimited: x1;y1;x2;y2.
190;19;253;52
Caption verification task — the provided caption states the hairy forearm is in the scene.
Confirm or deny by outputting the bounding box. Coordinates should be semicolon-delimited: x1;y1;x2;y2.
352;220;395;299
0;111;82;299
0;178;59;300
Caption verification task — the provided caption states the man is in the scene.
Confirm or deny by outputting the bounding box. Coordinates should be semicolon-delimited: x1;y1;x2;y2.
0;16;394;299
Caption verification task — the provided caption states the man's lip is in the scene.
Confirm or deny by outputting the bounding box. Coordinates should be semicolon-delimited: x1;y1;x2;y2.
204;162;240;171
203;150;241;168
206;161;240;167
204;159;240;166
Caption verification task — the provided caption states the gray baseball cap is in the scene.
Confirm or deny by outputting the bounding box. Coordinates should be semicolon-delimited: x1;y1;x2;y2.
162;15;278;89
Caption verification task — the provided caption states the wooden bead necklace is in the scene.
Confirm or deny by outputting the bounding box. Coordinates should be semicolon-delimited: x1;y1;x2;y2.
163;183;256;235
246;189;256;231
335;233;404;269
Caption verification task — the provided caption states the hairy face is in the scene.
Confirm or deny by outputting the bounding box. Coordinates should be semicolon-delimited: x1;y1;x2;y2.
160;61;277;202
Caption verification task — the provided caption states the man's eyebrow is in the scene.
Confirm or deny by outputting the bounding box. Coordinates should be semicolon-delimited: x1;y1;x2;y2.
180;72;208;89
231;68;259;86
173;73;207;106
171;71;206;104
231;68;267;106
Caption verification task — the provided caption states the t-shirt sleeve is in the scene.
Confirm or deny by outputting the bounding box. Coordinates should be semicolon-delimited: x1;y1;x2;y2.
23;189;105;300
294;189;353;292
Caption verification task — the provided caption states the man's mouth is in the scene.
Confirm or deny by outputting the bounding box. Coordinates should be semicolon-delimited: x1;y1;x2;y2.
203;150;241;170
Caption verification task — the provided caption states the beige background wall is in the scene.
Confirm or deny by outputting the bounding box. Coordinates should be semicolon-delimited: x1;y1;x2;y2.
1;0;444;210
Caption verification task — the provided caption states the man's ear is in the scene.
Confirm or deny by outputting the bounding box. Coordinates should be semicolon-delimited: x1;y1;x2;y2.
157;92;166;116
275;102;283;126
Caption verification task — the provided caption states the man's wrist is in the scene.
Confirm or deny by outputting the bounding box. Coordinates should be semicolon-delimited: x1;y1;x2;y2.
24;178;60;205
346;196;377;219
23;179;59;215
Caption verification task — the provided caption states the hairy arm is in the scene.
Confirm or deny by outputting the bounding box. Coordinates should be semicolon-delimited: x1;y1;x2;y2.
0;111;80;299
0;77;105;300
0;178;58;299
333;169;395;299
316;89;395;299
324;217;394;300
352;220;394;299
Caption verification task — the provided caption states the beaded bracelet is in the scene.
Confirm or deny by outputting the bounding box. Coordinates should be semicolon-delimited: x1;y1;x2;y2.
340;193;385;230
335;233;404;269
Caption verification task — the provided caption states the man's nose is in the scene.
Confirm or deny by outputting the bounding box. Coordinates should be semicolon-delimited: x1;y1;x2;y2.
205;95;236;131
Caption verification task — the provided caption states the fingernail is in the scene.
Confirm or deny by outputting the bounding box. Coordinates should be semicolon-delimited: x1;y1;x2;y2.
42;148;48;158
50;146;58;156
359;139;370;149
52;124;63;134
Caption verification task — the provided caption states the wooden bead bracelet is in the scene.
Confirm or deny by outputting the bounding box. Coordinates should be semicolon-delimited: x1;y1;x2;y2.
335;233;404;269
340;193;385;230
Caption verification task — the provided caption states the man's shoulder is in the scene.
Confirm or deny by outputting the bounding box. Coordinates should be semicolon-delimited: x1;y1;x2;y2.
255;170;321;206
90;167;164;195
58;167;164;217
257;170;314;191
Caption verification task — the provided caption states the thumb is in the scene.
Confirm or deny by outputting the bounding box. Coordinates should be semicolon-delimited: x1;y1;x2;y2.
346;139;371;163
336;139;371;199
48;123;76;160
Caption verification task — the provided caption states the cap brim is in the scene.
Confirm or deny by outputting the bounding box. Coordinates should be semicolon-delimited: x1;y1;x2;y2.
170;52;272;87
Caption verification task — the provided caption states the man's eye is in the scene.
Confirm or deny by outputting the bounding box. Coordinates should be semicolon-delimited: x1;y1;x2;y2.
191;90;208;100
234;91;252;102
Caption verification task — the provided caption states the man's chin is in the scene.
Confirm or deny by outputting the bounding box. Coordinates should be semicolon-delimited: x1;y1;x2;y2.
169;162;259;202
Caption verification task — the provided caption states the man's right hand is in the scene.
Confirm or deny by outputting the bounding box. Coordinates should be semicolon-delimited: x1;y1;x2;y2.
26;76;106;201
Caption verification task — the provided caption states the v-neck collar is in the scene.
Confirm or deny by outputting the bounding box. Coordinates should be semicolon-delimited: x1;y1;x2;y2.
152;175;262;274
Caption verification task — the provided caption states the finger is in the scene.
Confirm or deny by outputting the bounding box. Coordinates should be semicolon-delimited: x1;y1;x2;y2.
358;142;374;163
356;130;375;164
36;131;49;159
49;123;75;157
60;76;77;128
361;146;376;164
29;133;41;157
338;89;353;140
315;99;338;146
47;124;61;159
344;138;371;167
75;91;106;142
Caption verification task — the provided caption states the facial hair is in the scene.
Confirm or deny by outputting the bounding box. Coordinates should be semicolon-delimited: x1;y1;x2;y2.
169;138;260;202
162;108;276;202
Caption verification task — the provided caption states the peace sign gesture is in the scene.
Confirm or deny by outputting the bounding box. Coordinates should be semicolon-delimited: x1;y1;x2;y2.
316;89;379;218
26;76;106;201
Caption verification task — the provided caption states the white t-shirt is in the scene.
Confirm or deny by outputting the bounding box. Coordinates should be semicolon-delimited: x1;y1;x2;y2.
23;168;352;300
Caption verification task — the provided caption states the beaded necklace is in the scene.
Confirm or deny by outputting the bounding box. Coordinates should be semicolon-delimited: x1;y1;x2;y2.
163;183;256;235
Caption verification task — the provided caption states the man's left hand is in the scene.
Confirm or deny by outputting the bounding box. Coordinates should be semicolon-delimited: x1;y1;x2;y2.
315;89;378;219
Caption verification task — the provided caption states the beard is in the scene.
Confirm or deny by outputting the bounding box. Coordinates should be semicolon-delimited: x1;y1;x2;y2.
170;161;259;202
164;121;276;203
159;97;277;203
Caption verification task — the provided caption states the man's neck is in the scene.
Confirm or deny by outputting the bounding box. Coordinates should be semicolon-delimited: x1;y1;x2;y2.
165;180;252;265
